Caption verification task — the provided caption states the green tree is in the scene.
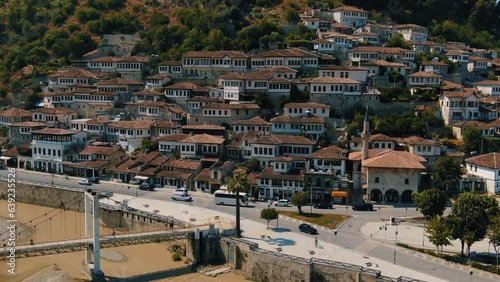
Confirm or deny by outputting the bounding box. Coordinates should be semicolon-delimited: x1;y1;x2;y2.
24;92;43;109
433;156;463;191
384;33;412;49
412;188;447;218
462;126;483;154
227;168;251;238
255;91;272;109
290;191;309;214
425;217;452;255
139;138;158;153
244;159;260;172
448;192;498;256
488;216;500;269
260;208;279;229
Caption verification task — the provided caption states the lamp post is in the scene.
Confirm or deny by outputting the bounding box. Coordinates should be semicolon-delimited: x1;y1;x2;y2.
310;182;313;214
384;224;387;240
405;207;408;219
394;227;398;265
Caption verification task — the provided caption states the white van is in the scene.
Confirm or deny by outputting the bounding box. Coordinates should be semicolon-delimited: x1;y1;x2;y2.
171;190;192;201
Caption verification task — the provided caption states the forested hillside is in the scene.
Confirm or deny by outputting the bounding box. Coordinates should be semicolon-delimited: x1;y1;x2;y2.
0;0;499;102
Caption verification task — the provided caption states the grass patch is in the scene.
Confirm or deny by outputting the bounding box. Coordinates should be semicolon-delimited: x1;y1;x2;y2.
279;211;350;229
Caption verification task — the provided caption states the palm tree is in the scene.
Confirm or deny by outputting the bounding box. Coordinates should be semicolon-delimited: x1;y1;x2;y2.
226;168;250;238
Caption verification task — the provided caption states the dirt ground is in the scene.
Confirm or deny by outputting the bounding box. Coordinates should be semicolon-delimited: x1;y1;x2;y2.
0;201;251;281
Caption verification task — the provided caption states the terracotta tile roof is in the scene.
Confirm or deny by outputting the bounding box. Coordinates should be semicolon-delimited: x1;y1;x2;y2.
79;145;121;155
87;116;111;124
466;152;500;169
182;124;225;130
442;89;478;98
395;23;426;29
330;23;355;29
269;77;292;83
408;71;442;78
186;96;224;102
250;48;320;59
179;134;225;144
247;171;260;185
350;149;392;161
411;41;442;46
309;76;361;84
354;32;379;37
452;120;490;129
3;146;19;157
159;61;181;66
472;80;500;86
148;156;169;166
31;128;76;135
96;78;144;85
125;101;166;107
151;120;180;128
133;89;163;95
320;65;367;71
445;50;469;55
272;155;307;162
402;136;442;147
165;104;186;115
135;151;161;163
321;31;349;38
88;56;119;62
362;150;426;169
443;80;464;91
363;60;407;67
202;103;260;110
164;82;198;90
0;108;32;117
194;168;211;182
32;108;76;115
256;167;304;181
183;51;248;59
108;121;151;129
270;115;325;124
43;91;75;97
370;134;396;142
306;145;348;160
219;72;247;79
227;131;260;148
446;151;465;157
421;61;448;66
63;160;109;169
156;170;193;180
164;159;201;171
332;6;367;13
284;102;330;108
348;46;412;54
119;56;149;63
10;121;46;127
253;134;316;145
469;56;489;61
232;116;271;125
49;68;98;78
157;134;191;142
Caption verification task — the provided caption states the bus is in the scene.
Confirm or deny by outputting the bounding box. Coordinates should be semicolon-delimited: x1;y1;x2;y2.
213;190;249;206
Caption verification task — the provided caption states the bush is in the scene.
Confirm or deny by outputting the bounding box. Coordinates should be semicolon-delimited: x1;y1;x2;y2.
172;252;182;261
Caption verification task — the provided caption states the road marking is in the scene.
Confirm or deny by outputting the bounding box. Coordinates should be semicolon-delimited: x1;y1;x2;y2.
354;240;380;254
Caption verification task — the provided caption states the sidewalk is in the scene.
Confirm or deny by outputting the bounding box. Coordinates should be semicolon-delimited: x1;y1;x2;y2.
107;193;446;282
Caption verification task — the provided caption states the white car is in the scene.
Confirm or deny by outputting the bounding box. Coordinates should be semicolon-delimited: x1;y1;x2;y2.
275;199;289;207
78;179;92;185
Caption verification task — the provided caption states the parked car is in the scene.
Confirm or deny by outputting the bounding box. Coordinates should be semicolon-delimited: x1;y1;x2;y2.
78;179;92;186
139;182;155;191
299;223;318;235
171;191;192;201
88;177;99;184
352;202;374;211
314;202;333;209
275;199;289;207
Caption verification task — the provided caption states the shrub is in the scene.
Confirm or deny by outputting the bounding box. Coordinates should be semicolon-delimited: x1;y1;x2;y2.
172;252;182;261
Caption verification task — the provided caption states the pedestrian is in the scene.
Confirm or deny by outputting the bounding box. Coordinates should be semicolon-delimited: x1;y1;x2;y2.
112;229;116;237
315;237;318;248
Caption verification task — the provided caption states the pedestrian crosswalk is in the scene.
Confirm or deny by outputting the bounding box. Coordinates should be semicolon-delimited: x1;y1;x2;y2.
354;240;380;255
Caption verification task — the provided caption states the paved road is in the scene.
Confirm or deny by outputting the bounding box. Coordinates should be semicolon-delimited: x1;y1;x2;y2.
1;169;497;282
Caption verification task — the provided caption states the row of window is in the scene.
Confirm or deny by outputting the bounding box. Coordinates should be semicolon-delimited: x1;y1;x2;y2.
34;147;62;157
374;176;410;184
166;90;189;97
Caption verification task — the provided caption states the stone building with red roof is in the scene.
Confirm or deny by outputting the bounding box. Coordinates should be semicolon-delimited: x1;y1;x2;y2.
465;152;500;195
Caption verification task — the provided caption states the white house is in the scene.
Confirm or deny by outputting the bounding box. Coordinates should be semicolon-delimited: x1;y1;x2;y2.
332;6;368;28
178;133;225;159
439;89;481;126
283;102;331;118
31;128;88;173
232;116;271;135
473;80;500;96
395;24;428;42
249;48;320;71
270;115;326;141
0;108;32;127
106;121;152;153
250;134;316;167
318;65;368;84
181;51;248;78
47;68;99;92
407;71;443;88
465;152;500;195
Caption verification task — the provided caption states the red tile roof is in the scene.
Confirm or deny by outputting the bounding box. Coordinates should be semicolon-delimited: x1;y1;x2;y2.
253;134;316;145
0;108;32;117
133;89;163;96
48;68;98;78
472;80;500;86
179;134;225;144
157;134;191;142
32;108;76;114
108;121;151;129
402;136;442;146
309;77;361;84
362;150;426;169
284;102;330;108
270;115;325;124
306;145;348;160
9;121;46;127
183;51;248;59
408;71;442;78
256;167;304;181
164;159;201;171
182;124;225;130
250;48;320;59
156;170;192;180
96;78;144;85
31;128;76;135
202;103;260;110
79;145;121;155
164;82;198;90
232;116;270;125
466;152;500;169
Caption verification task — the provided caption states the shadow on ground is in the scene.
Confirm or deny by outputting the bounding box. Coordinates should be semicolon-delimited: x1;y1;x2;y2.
103;265;195;281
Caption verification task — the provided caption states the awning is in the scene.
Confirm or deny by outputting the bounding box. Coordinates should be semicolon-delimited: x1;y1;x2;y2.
134;175;149;180
0;156;11;161
331;190;349;197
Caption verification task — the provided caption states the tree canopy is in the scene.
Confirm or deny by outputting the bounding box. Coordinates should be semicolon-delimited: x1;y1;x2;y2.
290;191;309;214
226;168;251;238
260;208;279;229
412;188;447;218
425;217;452;255
433;156;463;191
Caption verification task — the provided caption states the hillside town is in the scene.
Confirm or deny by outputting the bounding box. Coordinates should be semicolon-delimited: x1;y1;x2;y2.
0;5;499;207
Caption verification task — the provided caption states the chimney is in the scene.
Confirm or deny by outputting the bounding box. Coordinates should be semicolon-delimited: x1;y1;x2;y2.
361;106;371;161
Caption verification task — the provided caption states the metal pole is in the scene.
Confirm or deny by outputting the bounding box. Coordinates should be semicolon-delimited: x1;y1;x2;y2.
92;193;102;275
394;227;398;265
405;207;407;219
422;227;425;246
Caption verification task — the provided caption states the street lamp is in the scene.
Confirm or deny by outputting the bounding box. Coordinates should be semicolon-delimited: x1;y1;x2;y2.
309;181;313;214
405;207;408;219
394;227;398;265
